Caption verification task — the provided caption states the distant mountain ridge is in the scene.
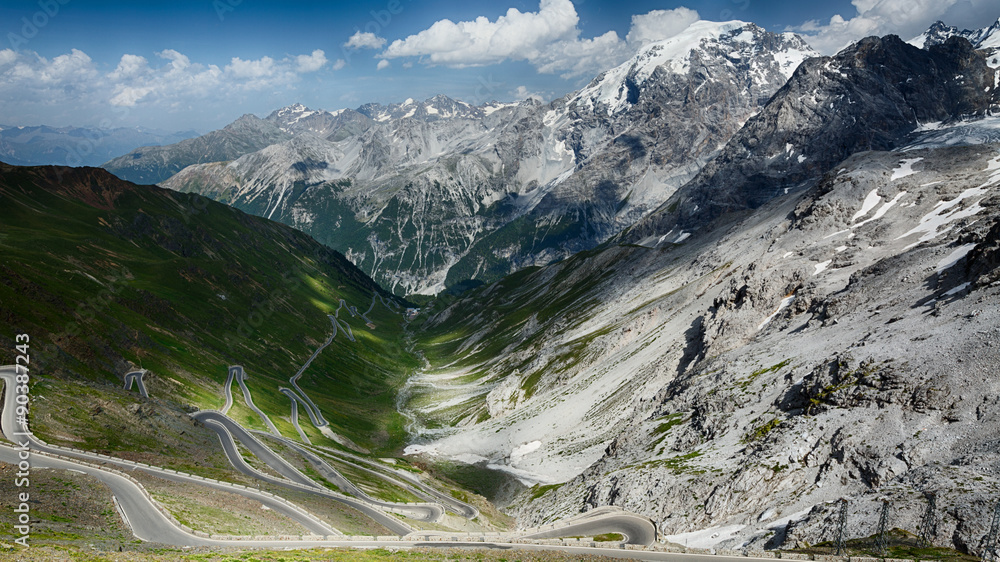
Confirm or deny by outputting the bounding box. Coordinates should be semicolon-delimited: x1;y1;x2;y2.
153;20;818;295
0;124;195;168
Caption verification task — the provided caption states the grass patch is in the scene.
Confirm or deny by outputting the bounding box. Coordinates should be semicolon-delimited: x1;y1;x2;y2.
742;417;782;444
529;483;564;501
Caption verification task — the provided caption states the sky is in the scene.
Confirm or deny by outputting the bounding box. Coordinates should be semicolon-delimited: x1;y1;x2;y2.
0;0;997;132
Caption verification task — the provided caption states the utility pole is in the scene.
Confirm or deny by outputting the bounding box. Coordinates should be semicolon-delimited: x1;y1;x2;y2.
983;501;1000;562
919;493;937;547
875;499;891;557
835;498;849;556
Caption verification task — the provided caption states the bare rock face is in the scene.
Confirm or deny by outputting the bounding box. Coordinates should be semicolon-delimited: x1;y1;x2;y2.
630;35;1000;244
158;22;816;295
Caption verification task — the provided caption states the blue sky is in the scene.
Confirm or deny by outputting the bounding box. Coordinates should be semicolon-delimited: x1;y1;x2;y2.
1;0;996;131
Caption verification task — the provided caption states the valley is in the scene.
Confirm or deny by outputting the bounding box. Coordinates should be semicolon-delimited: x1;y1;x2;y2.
2;8;1000;562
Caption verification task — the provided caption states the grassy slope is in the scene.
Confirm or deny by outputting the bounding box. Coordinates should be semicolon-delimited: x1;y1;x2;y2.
0;163;418;455
408;244;638;428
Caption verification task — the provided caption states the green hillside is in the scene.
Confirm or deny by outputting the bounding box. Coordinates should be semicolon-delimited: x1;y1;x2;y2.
0;162;419;456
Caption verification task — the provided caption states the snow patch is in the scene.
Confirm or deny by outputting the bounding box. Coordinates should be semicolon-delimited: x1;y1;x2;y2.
758;294;795;331
936;243;977;272
813;260;832;275
891;157;923;181
944;282;971;297
852;188;881;221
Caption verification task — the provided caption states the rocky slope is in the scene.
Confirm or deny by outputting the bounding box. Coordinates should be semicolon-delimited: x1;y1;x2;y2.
407;119;1000;553
102;114;294;184
158;21;816;295
627;34;1000;245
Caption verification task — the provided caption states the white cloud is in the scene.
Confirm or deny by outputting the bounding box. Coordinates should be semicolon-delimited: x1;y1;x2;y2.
533;31;632;78
0;49;17;66
376;59;390;71
626;8;701;45
332;58;347;70
295;49;327;72
380;1;705;78
109;54;149;80
158;49;191;72
109;85;153;107
790;0;1000;55
345;31;387;50
512;85;544;102
226;56;276;79
381;0;579;67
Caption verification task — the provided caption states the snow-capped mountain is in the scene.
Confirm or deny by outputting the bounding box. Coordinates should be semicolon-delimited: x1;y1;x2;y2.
158;20;817;295
629;32;1000;245
909;17;1000;55
357;94;519;122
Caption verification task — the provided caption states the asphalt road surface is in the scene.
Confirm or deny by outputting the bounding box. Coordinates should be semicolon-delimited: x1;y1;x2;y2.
192;410;414;536
0;363;704;559
258;431;445;522
123;369;148;398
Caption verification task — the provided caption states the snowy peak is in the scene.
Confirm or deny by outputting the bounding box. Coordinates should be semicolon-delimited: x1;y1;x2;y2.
356;95;520;122
910;18;1000;52
264;103;354;137
570;20;817;115
910;17;1000;71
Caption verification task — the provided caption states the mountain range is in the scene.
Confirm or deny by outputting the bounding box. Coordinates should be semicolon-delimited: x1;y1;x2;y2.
110;21;818;295
0;124;195;168
3;13;1000;557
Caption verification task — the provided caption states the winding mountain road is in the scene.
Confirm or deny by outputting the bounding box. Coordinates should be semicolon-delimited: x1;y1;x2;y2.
1;365;693;557
257;431;445;522
280;387;312;444
221;365;237;414
313;444;479;519
231;365;280;435
123;369;148;398
192;409;414;535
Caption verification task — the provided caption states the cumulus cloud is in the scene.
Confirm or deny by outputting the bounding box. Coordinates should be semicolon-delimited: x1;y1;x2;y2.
379;0;704;78
295;49;327;72
382;0;580;67
626;8;701;45
109;54;149;80
0;46;334;118
0;49;18;66
345;31;387;50
226;56;277;80
790;0;1000;55
512;85;544;102
376;59;390;71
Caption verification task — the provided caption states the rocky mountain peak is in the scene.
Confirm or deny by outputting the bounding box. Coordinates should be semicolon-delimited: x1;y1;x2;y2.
909;15;1000;72
567;20;817;116
627;32;1000;246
